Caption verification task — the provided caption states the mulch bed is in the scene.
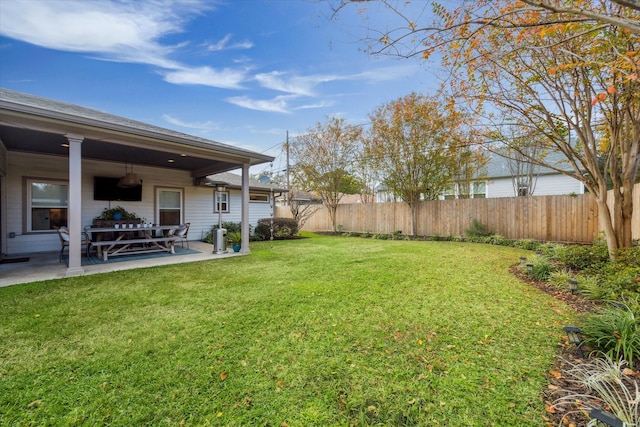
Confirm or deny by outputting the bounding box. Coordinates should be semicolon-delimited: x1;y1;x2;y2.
511;265;638;427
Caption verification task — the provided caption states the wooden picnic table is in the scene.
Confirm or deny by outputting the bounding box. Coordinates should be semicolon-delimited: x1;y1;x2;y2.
85;225;180;261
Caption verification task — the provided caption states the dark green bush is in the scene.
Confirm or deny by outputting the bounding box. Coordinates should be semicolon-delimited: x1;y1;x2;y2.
204;222;250;243
554;239;610;271
465;219;493;237
514;239;543;251
253;218;298;241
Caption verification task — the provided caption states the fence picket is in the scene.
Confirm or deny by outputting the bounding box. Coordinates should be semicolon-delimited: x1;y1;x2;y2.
277;184;640;243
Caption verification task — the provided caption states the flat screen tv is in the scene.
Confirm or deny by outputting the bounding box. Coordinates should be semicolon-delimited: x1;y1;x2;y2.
93;176;142;201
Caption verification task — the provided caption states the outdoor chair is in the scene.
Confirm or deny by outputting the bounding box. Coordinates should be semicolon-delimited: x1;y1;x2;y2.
57;226;92;263
175;223;190;248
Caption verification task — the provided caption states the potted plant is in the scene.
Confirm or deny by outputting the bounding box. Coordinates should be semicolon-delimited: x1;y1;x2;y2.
93;206;140;226
228;231;242;252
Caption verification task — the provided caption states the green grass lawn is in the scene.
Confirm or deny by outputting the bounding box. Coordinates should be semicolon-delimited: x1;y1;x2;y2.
0;234;574;426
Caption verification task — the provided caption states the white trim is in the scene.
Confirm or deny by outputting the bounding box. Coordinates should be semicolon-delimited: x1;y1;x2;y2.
156;187;184;225
249;193;269;203
214;191;230;213
25;178;69;232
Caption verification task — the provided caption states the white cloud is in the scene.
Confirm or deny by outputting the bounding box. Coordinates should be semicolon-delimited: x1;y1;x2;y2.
226;95;299;113
294;100;335;110
163;66;248;89
254;71;341;96
162;114;221;131
253;64;419;98
226;94;333;113
207;34;253;51
0;0;209;69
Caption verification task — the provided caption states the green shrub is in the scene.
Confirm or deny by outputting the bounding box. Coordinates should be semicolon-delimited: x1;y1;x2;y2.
488;234;514;246
465;219;493;237
615;246;640;266
390;230;403;240
554;239;610;271
581;304;640;368
576;275;609;301
253;218;298;241
595;263;640;299
548;269;575;289
204;222;246;243
525;255;553;282
514;239;541;251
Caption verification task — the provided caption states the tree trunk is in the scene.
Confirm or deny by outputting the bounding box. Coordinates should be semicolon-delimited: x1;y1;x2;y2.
328;204;338;232
409;202;418;236
594;174;636;262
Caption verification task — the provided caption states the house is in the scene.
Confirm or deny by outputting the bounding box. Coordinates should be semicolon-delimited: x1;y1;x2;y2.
374;152;585;202
442;152;585;199
0;88;274;276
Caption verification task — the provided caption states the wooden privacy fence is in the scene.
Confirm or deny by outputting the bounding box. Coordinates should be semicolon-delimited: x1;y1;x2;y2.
276;184;640;244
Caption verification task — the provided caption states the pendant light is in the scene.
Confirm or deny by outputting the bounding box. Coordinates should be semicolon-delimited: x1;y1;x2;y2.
117;162;142;188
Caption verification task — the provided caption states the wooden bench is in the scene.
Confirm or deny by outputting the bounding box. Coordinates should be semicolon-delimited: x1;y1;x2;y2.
91;237;179;261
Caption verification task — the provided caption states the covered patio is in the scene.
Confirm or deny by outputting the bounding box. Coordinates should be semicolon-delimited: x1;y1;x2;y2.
0;240;239;287
0;88;274;278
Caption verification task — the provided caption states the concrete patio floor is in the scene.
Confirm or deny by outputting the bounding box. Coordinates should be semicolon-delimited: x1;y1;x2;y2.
0;241;240;288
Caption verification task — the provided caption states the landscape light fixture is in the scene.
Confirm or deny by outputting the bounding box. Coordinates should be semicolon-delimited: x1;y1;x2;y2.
589;409;625;427
526;263;533;273
519;256;527;265
563;326;585;358
568;279;578;294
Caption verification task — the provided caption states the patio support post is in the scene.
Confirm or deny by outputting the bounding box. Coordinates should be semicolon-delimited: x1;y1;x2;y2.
66;134;84;276
241;162;250;254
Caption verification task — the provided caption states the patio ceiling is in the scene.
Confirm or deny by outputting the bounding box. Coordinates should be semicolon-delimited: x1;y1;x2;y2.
0;88;273;178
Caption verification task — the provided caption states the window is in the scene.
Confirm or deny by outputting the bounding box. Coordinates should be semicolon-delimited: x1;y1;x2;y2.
471;182;486;198
443;185;457;200
517;177;529;197
27;179;68;232
157;188;183;225
249;193;269;203
214;191;229;213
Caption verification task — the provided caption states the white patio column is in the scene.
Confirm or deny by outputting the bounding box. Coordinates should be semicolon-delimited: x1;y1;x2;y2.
241;162;250;254
66;134;84;276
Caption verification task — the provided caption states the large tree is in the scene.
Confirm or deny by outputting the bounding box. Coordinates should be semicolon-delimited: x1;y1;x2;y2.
336;0;640;258
369;92;476;235
290;117;362;232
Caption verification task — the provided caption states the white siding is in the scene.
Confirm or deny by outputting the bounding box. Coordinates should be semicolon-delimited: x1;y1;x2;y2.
487;174;584;198
4;152;274;255
533;174;584;196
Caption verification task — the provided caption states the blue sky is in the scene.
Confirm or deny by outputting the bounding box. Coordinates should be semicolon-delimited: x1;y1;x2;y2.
0;0;441;174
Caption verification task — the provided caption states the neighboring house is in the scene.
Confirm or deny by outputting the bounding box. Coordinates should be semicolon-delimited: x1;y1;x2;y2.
446;152;585;199
0;88;273;275
374;152;585;202
472;153;584;198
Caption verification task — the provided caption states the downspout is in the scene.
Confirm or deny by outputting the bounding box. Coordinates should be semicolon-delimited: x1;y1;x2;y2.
241;163;250;254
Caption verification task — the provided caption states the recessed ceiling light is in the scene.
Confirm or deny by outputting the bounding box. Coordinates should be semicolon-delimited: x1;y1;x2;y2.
168;159;175;163
61;143;69;148
180;153;187;157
